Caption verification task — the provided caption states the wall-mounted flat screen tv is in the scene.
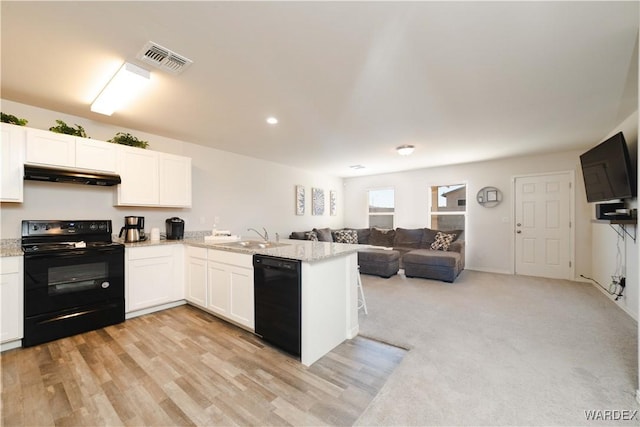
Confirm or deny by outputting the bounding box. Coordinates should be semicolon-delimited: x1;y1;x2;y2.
579;132;636;203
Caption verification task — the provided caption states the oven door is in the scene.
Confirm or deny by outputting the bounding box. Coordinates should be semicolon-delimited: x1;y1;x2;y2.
24;245;124;317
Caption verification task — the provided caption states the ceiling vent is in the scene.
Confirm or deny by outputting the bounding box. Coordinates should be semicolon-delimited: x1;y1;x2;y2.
137;41;192;75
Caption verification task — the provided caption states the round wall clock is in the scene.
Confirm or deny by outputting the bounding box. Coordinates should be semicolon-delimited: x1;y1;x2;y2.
476;186;502;208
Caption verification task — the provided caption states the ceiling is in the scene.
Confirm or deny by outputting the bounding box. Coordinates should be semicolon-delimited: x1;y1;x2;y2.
1;1;638;177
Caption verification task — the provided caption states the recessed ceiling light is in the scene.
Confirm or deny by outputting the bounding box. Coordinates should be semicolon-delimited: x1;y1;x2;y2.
349;164;366;170
266;117;278;125
396;145;415;156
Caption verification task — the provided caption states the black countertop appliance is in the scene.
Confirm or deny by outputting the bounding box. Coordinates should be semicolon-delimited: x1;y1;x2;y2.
165;217;185;240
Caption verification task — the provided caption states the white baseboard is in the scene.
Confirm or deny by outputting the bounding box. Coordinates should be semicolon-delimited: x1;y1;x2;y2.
348;324;359;339
0;339;22;353
465;266;512;275
588;283;638;322
636;389;640;405
126;300;186;320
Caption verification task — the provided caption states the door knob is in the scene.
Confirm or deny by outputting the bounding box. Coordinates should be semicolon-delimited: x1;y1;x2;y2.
516;223;522;227
516;230;522;234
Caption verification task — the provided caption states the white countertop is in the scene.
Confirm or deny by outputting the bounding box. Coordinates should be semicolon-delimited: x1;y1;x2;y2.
3;236;363;262
186;238;362;262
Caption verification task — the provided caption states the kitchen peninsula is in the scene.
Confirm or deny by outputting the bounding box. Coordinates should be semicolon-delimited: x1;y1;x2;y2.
1;235;362;366
183;238;361;367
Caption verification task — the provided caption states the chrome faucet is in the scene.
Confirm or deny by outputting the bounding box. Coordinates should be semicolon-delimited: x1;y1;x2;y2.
247;227;269;242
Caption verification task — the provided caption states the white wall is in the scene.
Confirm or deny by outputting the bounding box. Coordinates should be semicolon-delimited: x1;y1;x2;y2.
589;111;638;321
0;99;344;240
344;149;593;276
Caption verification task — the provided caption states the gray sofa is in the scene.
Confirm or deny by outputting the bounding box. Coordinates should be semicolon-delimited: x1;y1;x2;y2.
288;227;465;283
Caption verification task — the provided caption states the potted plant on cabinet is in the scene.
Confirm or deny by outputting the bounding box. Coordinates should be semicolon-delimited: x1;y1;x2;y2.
49;120;89;138
108;132;149;149
1;113;28;126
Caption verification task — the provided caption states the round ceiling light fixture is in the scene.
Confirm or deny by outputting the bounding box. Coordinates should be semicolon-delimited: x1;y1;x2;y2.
396;144;415;156
266;116;278;125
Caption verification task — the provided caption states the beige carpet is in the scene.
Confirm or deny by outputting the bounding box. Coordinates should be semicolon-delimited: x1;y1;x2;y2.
354;270;639;426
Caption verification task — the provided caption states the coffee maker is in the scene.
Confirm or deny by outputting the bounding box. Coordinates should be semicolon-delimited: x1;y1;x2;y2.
165;217;185;240
119;216;145;242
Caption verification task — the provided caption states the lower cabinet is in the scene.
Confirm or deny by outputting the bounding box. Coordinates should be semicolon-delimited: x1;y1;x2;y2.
1;257;23;344
126;245;184;314
185;246;254;330
185;246;207;307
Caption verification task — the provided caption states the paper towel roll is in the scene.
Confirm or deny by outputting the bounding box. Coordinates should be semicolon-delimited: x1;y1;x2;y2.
150;227;160;241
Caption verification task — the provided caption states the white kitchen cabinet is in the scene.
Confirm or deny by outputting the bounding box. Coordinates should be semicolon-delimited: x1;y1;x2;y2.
75;138;117;172
159;153;192;207
116;146;160;206
227;265;254;328
126;245;184;314
1;257;23;344
25;127;117;173
206;249;254;330
185;246;207;307
207;261;231;316
25;128;76;168
0;123;25;202
116;146;192;208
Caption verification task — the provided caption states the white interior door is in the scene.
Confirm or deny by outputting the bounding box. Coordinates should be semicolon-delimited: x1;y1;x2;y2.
514;172;574;279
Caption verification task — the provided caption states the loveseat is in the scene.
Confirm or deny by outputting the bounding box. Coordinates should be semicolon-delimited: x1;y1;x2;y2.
289;227;465;283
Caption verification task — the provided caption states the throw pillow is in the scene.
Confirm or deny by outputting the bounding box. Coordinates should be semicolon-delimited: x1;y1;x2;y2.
355;228;371;245
305;231;318;241
430;232;455;251
334;229;358;244
289;231;309;240
369;228;396;247
313;227;334;242
421;228;463;248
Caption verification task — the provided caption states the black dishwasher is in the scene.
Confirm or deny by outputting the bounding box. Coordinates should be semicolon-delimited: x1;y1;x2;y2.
253;255;301;357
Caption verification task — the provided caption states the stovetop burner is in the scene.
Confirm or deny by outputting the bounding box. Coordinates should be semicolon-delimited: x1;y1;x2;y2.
21;220;120;254
22;241;123;254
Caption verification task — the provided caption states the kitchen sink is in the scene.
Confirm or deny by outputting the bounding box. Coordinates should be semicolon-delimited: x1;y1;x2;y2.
216;240;290;250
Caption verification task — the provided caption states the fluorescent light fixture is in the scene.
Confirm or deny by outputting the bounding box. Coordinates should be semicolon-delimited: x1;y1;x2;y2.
266;116;278;125
396;144;415;156
91;62;151;115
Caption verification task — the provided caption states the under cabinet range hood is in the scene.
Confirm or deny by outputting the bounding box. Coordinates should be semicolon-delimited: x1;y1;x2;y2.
24;165;121;186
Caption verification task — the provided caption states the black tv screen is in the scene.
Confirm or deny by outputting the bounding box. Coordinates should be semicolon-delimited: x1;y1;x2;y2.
579;132;636;203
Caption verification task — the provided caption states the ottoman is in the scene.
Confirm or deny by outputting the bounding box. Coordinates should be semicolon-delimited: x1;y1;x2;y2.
357;248;400;278
403;249;462;283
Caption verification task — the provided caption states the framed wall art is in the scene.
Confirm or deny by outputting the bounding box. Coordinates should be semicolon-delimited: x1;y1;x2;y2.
295;185;305;215
330;190;337;216
312;188;325;215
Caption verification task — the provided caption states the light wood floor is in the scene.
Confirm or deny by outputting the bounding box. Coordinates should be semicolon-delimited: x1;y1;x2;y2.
1;305;406;426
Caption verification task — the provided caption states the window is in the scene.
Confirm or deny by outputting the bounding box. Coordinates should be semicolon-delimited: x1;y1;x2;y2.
429;184;466;232
368;188;394;229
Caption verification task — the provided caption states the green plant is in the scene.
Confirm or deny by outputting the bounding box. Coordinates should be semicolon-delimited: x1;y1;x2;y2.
108;132;149;149
49;120;88;137
1;112;28;126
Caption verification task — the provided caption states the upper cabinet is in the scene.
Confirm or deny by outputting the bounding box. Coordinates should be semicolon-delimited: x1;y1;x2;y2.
0;123;25;202
159;152;192;207
75;138;118;172
115;145;191;208
25;128;76;168
25;128;117;173
4;125;191;207
116;146;160;206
